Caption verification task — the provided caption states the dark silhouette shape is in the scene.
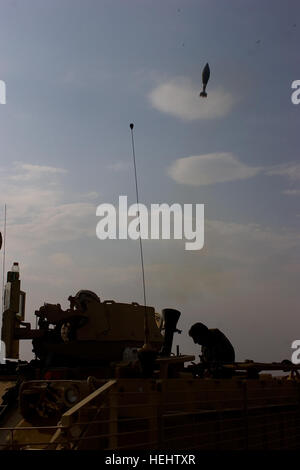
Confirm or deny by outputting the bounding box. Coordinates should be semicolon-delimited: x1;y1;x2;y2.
159;308;181;357
199;63;210;98
189;322;235;363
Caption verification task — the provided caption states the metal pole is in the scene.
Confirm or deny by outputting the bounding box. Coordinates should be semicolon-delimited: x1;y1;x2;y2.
129;124;150;347
2;204;6;313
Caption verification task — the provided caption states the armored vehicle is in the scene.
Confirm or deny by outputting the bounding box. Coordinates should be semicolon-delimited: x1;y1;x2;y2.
0;264;300;450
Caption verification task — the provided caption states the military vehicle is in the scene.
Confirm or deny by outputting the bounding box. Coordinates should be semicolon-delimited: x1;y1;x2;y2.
0;263;300;451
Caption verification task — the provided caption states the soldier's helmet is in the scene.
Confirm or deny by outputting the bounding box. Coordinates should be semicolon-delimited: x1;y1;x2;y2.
188;322;209;341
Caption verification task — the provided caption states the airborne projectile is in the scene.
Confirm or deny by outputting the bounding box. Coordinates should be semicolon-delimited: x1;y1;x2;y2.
199;63;210;98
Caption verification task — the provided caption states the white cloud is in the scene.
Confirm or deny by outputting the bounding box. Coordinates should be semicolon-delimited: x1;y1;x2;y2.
168;153;261;186
168;154;300;188
206;219;300;260
148;77;236;120
266;163;300;181
10;162;67;182
0;162;96;258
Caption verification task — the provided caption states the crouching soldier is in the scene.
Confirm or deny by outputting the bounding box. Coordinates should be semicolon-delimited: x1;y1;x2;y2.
188;322;235;378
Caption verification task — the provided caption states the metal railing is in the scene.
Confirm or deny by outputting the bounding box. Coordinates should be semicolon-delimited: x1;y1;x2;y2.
1;377;300;450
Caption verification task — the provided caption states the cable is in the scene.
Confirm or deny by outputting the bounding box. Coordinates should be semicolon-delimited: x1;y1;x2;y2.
129;123;149;345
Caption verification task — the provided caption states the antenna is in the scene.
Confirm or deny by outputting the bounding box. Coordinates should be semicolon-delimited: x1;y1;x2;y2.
129;123;150;347
2;204;6;313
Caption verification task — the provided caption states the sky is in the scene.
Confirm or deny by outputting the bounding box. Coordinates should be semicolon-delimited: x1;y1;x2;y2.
0;0;299;363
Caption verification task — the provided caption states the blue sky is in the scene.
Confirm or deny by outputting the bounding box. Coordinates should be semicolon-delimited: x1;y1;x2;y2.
0;0;299;362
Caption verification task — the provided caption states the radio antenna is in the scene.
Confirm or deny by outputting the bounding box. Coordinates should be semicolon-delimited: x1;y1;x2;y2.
129;123;150;346
2;204;7;313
